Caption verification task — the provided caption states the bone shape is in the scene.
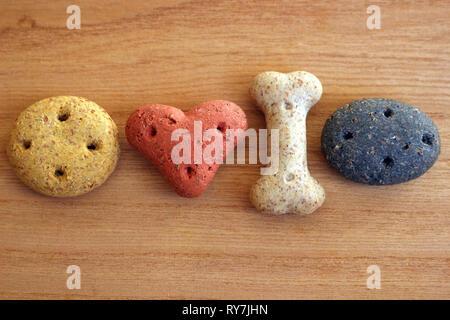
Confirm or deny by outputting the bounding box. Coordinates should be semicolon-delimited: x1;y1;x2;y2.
249;71;325;215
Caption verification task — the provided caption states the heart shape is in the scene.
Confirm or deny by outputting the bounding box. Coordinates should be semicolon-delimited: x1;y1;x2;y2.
126;100;248;197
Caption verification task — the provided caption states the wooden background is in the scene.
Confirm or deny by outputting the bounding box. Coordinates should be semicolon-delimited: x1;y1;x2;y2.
0;0;448;299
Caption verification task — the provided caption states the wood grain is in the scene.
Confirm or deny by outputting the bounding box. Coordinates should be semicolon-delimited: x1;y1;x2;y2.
0;0;449;299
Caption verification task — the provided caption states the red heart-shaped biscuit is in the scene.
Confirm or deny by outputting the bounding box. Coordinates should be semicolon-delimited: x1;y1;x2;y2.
126;100;248;197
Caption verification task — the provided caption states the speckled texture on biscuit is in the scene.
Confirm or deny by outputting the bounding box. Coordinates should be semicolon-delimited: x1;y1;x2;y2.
126;100;248;198
249;71;325;215
321;98;440;185
7;96;120;197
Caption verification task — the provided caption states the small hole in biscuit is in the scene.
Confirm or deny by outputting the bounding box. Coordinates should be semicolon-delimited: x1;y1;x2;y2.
217;122;226;133
186;166;194;178
343;132;354;140
150;126;157;136
87;140;101;151
285;172;295;182
285;102;293;110
23;140;31;149
58;112;69;122
384;108;394;118
383;157;394;169
55;169;65;177
421;133;433;146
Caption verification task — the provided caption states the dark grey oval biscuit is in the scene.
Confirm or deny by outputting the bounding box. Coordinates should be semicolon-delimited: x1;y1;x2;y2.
321;98;440;185
7;96;120;197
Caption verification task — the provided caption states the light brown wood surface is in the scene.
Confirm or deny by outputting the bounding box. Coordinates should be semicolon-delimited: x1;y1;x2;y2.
0;0;449;299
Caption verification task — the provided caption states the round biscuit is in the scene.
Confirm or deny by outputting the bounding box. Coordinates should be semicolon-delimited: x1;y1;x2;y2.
7;96;120;197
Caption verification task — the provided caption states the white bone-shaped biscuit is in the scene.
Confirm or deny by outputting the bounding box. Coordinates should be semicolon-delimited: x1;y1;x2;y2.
249;71;325;215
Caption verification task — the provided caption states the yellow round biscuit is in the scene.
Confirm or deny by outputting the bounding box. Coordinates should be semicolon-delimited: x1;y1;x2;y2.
7;96;120;197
